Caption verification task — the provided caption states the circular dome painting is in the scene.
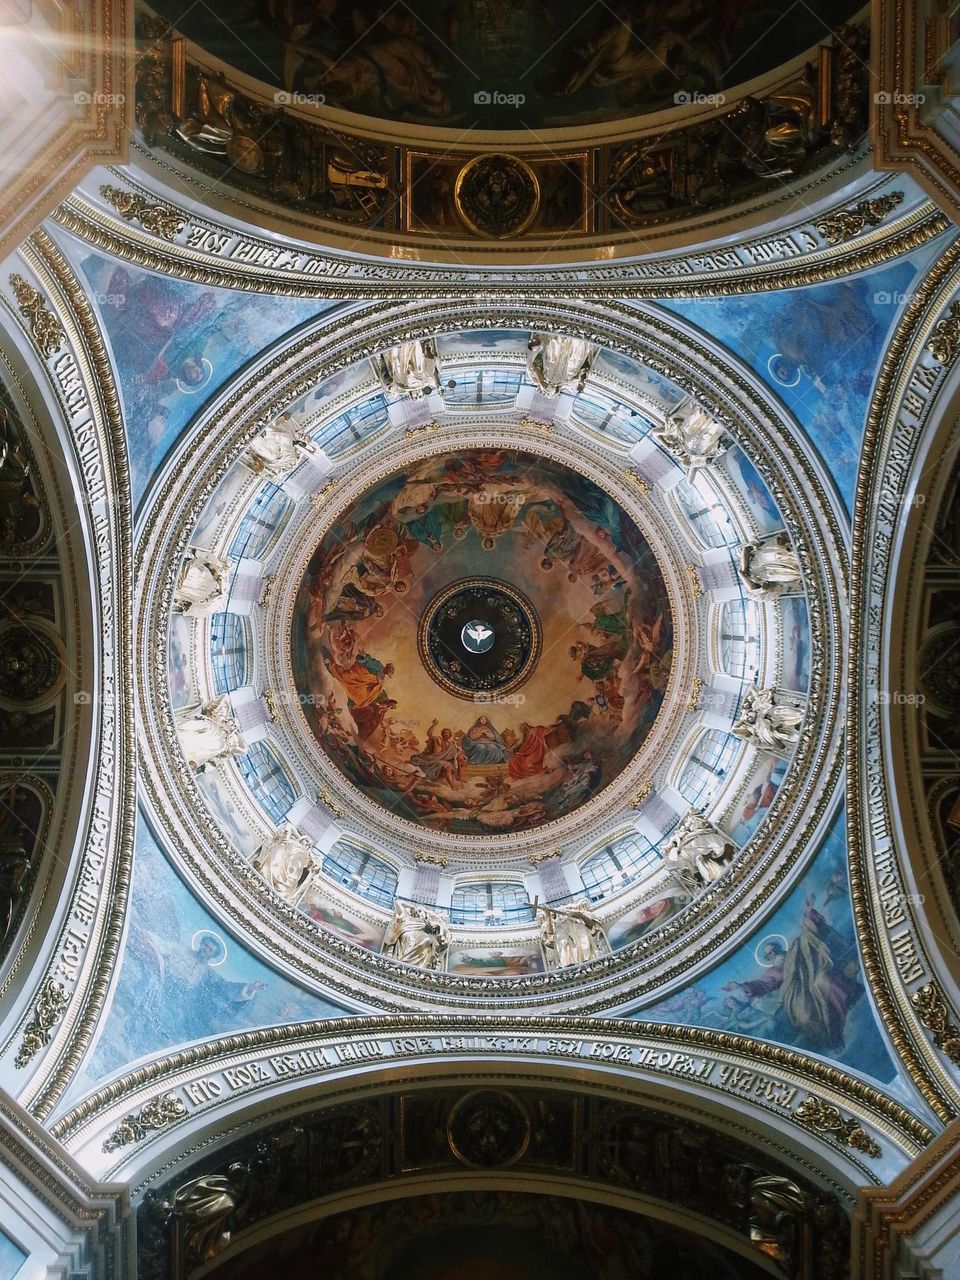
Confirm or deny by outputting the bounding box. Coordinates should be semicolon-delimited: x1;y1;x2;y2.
291;448;673;834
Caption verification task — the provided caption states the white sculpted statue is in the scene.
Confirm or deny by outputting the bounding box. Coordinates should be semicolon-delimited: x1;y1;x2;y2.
373;339;441;398
254;826;315;900
383;900;450;969
243;412;312;479
526;333;598;397
662;810;735;888
538;902;605;969
732;687;804;753
652;400;730;481
737;535;802;600
175;695;246;771
174;548;232;617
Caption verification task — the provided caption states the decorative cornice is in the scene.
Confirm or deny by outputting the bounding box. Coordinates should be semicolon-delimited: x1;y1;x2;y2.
51;1014;929;1163
10;228;137;1123
50;171;949;297
847;232;960;1122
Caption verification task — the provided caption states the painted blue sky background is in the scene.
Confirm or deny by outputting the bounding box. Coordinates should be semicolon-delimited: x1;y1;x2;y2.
656;241;946;513
630;807;899;1085
77;252;334;505
74;812;355;1093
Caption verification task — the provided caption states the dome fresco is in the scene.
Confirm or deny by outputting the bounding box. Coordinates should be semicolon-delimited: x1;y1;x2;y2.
291;448;673;833
7;6;960;1274
145;0;864;131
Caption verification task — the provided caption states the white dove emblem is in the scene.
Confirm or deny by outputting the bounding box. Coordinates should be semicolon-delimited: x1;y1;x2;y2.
465;622;493;646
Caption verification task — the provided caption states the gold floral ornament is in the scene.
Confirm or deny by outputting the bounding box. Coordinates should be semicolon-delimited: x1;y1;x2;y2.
793;1094;882;1157
926;301;960;367
100;184;185;242
14;977;68;1068
912;982;960;1065
102;1091;188;1152
9;275;65;359
813;191;904;245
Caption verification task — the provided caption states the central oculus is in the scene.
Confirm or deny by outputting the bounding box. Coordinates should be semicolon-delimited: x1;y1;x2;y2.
419;578;541;699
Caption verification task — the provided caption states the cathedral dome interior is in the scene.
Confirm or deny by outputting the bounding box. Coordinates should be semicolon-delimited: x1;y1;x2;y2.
1;2;960;1279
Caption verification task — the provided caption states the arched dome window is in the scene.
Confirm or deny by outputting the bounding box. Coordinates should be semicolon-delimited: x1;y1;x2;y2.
580;832;658;902
321;841;398;909
450;880;534;927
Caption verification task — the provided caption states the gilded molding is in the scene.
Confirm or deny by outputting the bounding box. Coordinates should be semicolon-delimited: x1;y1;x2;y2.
414;852;449;868
14;228;137;1123
847;234;960;1122
794;1094;883;1158
50;177;949;298
925;300;960;365
8;273;65;358
51;1014;930;1158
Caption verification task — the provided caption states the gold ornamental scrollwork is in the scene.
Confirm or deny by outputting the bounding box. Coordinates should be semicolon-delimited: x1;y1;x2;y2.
14;978;68;1068
102;1091;188;1152
813;192;904;245
414;851;448;867
100;183;185;242
793;1094;882;1157
911;983;960;1065
8;274;65;358
926;301;960;366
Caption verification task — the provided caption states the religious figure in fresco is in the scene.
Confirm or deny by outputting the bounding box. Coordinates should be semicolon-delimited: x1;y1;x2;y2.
383;900;450;969
722;894;865;1053
738;534;803;599
173;548;232;617
461;716;511;765
526;333;597;396
253;826;315;901
175;696;246;771
373;338;441;398
732;687;804;753
104;267;217;392
127;926;267;1048
328;652;396;740
538;901;605;968
651;399;730;481
556;6;680;101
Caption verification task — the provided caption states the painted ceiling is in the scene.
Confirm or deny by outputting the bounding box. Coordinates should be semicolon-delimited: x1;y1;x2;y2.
3;26;960;1263
144;0;863;130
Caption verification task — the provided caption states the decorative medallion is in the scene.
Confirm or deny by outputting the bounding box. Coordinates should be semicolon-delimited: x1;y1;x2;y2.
454;154;541;238
418;578;541;699
447;1089;531;1168
0;625;62;705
